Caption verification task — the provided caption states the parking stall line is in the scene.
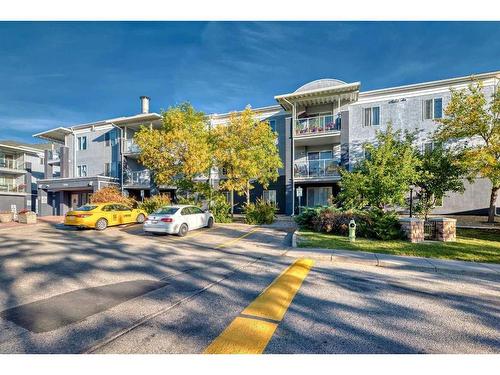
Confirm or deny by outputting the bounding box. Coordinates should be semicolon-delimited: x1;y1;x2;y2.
203;258;314;354
215;228;259;249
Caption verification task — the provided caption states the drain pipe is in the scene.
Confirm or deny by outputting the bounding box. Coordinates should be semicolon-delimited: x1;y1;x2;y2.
282;97;296;216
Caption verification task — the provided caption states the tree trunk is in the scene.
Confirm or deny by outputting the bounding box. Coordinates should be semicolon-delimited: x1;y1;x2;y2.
230;189;234;218
488;186;499;223
246;182;250;206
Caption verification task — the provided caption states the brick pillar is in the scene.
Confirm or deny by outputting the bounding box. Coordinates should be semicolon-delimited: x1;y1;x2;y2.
428;217;456;242
399;218;424;243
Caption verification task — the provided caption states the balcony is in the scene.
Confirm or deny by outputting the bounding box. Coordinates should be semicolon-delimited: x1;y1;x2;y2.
0;183;26;193
124;169;150;186
124;139;141;154
294;159;341;180
0;159;25;173
295;114;341;137
47;150;60;164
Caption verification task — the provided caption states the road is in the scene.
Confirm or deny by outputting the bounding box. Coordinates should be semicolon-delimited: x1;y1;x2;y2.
0;221;498;353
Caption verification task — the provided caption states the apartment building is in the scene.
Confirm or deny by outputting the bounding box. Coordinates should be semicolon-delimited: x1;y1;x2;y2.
211;70;500;215
34;97;166;216
32;70;499;217
0;141;47;213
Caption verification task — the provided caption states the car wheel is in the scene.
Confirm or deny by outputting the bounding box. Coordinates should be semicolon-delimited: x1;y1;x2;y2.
136;213;146;224
178;223;188;237
207;217;214;228
95;218;108;231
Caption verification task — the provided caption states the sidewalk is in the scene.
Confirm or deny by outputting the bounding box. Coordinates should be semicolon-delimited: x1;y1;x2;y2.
285;232;500;278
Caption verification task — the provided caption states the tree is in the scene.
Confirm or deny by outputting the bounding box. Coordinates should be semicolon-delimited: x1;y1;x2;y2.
213;108;282;214
90;186;136;207
134;103;212;187
414;143;466;220
338;125;420;209
435;82;500;223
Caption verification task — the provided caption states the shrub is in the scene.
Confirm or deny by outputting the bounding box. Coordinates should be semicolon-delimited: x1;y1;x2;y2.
210;193;232;223
294;206;323;229
90;186;136;207
244;198;277;225
138;194;171;214
310;207;402;240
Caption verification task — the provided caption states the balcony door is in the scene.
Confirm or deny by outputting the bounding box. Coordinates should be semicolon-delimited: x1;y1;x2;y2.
306;186;332;207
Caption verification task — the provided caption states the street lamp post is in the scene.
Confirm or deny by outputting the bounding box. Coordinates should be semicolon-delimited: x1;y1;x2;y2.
409;186;414;218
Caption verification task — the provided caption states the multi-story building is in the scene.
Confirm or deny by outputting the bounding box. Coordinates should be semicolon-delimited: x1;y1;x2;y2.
211;70;499;216
0;140;48;213
32;71;499;217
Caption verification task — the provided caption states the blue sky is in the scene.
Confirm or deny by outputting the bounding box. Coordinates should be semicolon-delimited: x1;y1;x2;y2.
1;21;499;143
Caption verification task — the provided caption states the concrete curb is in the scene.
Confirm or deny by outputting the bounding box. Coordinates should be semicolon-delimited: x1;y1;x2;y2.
288;230;500;278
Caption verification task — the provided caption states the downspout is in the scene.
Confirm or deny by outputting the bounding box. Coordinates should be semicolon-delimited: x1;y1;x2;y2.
282;97;295;215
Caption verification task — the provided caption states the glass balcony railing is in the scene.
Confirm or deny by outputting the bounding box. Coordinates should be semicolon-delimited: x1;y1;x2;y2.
295;114;341;137
0;183;26;193
124;139;141;154
47;150;60;163
294;159;341;179
124;170;150;186
0;159;25;170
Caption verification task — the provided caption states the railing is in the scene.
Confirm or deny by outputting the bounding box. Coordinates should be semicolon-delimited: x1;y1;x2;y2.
294;159;341;178
0;159;25;170
124;139;141;154
295;114;341;137
47;150;60;162
124;169;150;186
0;183;26;193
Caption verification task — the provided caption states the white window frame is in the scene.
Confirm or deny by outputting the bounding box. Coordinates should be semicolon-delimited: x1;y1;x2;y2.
77;136;87;150
422;97;443;120
77;164;87;177
362;106;380;127
263;190;277;205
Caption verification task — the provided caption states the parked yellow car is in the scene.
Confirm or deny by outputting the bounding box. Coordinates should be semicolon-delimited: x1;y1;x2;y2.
64;203;147;230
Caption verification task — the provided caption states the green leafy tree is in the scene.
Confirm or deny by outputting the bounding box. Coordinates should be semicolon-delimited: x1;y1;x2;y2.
414;143;466;220
338;125;420;210
213;107;282;214
435;82;500;223
134;103;212;187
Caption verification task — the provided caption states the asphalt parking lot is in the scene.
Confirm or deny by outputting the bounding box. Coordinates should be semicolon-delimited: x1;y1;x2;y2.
0;221;499;354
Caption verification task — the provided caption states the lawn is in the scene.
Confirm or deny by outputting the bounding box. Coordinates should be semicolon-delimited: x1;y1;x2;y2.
297;228;500;263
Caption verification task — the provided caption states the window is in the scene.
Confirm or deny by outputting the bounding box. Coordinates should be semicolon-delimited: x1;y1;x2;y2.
263;190;276;205
306;187;332;207
104;163;111;176
77;165;87;177
77;136;87;150
423;98;443;120
269;120;276;133
362;107;380;126
190;206;204;214
104;132;111;147
221;167;227;176
181;207;191;215
422;141;434;154
40;157;44;165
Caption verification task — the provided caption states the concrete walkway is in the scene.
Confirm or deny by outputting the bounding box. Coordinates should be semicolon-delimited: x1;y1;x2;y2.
286;233;500;278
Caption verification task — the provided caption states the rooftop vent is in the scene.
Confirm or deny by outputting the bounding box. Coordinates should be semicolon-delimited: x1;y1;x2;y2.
140;96;150;114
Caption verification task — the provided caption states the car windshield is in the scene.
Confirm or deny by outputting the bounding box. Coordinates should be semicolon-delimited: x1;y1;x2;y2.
76;205;97;211
153;207;179;215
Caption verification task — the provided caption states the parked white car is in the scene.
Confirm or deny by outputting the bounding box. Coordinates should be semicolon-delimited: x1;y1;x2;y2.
143;205;214;236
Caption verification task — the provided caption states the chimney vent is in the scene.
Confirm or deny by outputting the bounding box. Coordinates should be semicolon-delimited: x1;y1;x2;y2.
140;96;150;114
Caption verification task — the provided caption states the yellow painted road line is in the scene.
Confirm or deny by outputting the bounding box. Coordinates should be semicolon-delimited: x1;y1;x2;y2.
215;228;259;249
203;258;314;354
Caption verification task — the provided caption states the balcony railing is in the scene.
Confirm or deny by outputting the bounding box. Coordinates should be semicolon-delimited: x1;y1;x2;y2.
124;170;150;186
124;139;141;154
47;150;60;163
295;114;341;137
294;159;341;179
0;159;25;171
0;183;26;193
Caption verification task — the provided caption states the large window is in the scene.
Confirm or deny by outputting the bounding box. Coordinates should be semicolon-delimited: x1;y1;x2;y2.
423;98;443;120
104;132;111;147
362;106;380;126
263;190;276;205
306;187;332;207
77;136;87;150
77;165;87;177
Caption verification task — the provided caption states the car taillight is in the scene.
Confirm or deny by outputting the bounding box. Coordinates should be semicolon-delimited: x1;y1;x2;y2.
75;214;93;218
161;218;173;223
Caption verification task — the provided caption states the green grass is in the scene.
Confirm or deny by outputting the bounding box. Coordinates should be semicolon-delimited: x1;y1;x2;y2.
297;228;500;263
